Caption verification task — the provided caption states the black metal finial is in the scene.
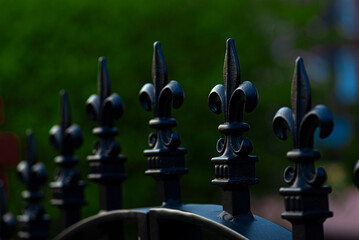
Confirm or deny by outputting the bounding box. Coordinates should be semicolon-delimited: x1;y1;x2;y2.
208;38;258;220
139;41;187;206
354;161;359;188
86;57;126;211
17;130;50;240
49;90;86;230
352;115;359;188
273;57;334;240
0;182;16;240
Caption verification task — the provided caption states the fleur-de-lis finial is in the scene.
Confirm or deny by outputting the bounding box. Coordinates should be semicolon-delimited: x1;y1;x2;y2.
272;57;334;239
139;41;187;205
86;57;127;211
140;42;184;121
17;130;49;240
18;130;47;192
87;57;124;129
208;38;258;219
273;57;334;187
49;90;86;229
0;181;16;240
50;91;83;156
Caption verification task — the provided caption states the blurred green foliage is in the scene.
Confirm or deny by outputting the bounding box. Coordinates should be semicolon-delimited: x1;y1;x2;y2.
0;0;344;236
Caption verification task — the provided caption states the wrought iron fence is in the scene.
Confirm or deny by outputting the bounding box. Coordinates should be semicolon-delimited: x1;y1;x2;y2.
0;38;338;240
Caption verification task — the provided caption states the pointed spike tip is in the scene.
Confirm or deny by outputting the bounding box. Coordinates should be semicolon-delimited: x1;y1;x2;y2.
98;55;111;101
226;38;235;46
295;56;306;73
153;41;161;49
226;38;236;51
60;89;71;128
60;90;69;107
26;129;33;137
98;57;107;72
223;37;240;94
296;56;303;64
26;128;37;165
294;56;308;79
98;56;108;78
98;56;106;64
60;89;67;98
152;40;167;89
153;41;163;58
291;55;311;126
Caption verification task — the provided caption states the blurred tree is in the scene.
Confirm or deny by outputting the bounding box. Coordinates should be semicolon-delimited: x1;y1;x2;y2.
0;0;341;236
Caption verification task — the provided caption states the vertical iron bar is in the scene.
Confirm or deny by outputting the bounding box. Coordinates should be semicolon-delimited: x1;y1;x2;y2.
139;41;187;206
17;131;50;240
49;91;86;230
0;182;16;240
273;57;334;240
86;57;126;212
208;38;258;219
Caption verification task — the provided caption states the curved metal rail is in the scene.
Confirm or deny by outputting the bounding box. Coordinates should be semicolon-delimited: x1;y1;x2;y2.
56;204;291;240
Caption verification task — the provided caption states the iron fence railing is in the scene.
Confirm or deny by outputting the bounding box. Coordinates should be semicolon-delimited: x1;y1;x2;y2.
0;39;337;240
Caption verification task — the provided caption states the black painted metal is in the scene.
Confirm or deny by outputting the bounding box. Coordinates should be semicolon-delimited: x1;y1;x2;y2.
0;182;16;240
86;57;126;211
17;131;50;240
55;209;150;240
56;204;291;240
49;90;86;230
148;204;290;240
2;40;345;240
354;154;359;188
273;57;334;240
47;41;289;240
139;41;187;206
208;38;258;219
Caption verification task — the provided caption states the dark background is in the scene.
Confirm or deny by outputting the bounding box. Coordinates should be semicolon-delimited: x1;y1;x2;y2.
1;0;354;236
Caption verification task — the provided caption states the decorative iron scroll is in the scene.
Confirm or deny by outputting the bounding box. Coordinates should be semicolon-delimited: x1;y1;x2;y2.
273;57;334;240
208;38;258;219
139;41;187;206
0;182;16;240
49;90;86;229
17;130;49;240
86;57;126;211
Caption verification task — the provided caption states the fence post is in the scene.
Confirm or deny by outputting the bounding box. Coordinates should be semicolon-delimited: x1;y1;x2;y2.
17;130;50;240
354;157;359;187
86;57;126;211
139;41;187;206
273;57;334;240
49;91;86;230
208;38;258;219
0;182;16;240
